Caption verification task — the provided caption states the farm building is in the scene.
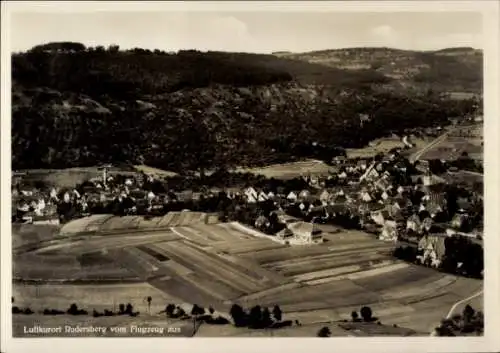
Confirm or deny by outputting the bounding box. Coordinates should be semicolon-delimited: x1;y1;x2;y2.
286;221;323;244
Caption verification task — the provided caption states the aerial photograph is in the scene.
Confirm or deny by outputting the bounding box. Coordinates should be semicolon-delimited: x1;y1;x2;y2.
9;9;484;338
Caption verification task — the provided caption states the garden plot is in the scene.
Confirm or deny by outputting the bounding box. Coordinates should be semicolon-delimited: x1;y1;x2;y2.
266;248;392;277
350;263;438;292
240;244;336;265
189;223;249;242
183;272;245;301
264;242;392;269
299;260;397;285
107;248;163;280
236;282;302;303
171;227;212;246
156;213;176;227
215;253;291;285
12;224;60;249
154;241;270;295
149;276;223;309
210;238;287;255
100;216;141;231
40;232;179;256
177;224;222;242
60;217;98;235
135;216;164;229
379;275;457;302
81;214;115;232
213;223;255;240
236;159;333;180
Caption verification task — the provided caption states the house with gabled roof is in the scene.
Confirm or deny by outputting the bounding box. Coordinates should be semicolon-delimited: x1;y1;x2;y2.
298;189;311;200
286;221;323;244
360;190;373;203
375;178;392;192
319;189;331;205
257;191;269;202
417;234;447;268
371;209;390;226
359;162;379;182
255;215;270;229
244;186;258;202
379;221;399;242
451;213;469;230
406;214;421;232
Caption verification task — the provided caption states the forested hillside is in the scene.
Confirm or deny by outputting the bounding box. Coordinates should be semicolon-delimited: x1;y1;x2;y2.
11;43;481;173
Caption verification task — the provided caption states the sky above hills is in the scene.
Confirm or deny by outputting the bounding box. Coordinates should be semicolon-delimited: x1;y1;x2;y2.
9;10;482;53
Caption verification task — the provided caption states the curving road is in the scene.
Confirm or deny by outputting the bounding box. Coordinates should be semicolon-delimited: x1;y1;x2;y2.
429;289;483;336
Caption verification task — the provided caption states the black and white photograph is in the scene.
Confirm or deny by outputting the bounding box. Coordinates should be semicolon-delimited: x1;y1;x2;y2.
1;1;499;352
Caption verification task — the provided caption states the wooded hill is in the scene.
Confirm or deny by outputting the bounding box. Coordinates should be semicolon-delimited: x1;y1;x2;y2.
11;43;481;173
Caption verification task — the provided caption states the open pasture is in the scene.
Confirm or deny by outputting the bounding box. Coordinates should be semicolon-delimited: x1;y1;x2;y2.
16;166;139;189
12;224;60;249
13;282;178;313
235;159;334;179
346;137;428;159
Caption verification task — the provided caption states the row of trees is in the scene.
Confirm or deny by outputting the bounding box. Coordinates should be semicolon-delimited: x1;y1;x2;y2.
229;304;287;329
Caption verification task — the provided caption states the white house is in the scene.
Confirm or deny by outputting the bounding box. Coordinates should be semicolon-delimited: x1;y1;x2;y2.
319;190;331;205
287;191;298;202
406;214;421;232
287;221;323;244
360;191;372;202
299;189;311;200
244;187;258;203
379;222;398;242
257;191;268;202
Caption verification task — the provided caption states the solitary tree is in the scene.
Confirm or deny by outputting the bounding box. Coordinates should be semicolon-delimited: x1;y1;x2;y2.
248;305;263;328
272;305;282;322
208;306;215;315
262;307;272;327
360;306;373;322
351;311;359;322
125;303;134;315
230;304;247;327
165;304;176;317
462;304;475;323
317;326;331;337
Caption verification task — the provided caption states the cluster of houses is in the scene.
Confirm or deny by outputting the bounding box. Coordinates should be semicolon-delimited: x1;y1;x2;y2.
236;151;482;253
12;145;482;259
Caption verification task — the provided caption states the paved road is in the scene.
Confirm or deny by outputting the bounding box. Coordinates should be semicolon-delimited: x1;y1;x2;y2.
445;290;483;319
410;131;450;163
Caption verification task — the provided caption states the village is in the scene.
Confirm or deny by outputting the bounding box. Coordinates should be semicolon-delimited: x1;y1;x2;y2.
11;122;484;279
